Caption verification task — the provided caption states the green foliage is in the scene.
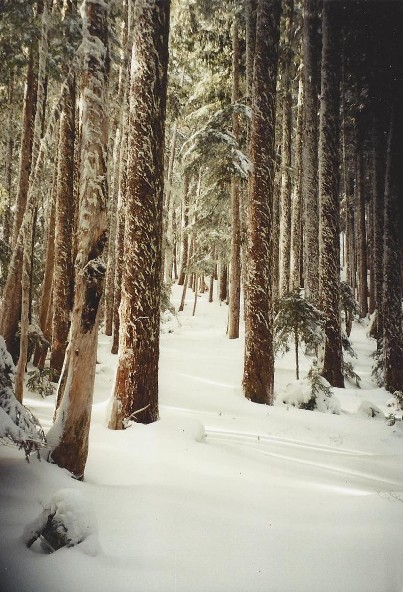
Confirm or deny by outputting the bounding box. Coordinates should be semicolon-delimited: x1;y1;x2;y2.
371;342;384;387
305;366;339;413
0;336;46;459
26;367;58;398
274;290;324;355
342;360;361;387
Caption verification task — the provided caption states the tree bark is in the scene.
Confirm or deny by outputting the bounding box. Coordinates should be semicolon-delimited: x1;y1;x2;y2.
279;0;294;297
243;0;281;405
228;18;241;339
109;0;170;430
383;104;403;393
302;0;320;305
48;0;109;478
290;77;304;291
178;173;190;285
356;139;368;318
318;0;344;388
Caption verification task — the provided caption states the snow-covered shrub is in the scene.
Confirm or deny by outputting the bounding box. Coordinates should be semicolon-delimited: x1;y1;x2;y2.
0;336;46;459
279;367;341;414
24;488;99;555
358;400;384;419
371;343;384;387
274;290;324;378
340;281;359;336
342;360;361;387
26;367;58;398
386;391;403;425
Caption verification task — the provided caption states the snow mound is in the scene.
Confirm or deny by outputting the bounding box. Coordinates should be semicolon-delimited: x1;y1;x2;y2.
358;400;384;420
279;378;341;414
24;488;100;555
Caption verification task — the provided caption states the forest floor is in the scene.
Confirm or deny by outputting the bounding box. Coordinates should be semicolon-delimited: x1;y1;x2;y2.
0;283;403;592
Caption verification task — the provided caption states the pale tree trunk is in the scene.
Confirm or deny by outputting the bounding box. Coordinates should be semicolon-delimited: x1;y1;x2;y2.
104;8;130;336
243;0;281;405
279;0;294;297
302;0;320;305
15;0;50;401
356;139;368;318
109;0;170;430
368;199;375;315
383;103;403;394
48;0;109;478
228;18;241;339
318;0;344;388
290;77;304;291
178;173;190;285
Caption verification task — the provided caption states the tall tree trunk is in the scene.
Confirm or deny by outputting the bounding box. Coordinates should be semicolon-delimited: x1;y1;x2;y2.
48;0;109;478
33;159;58;368
356;139;368;318
109;0;170;430
178;173;190;285
228;18;241;339
290;77;304;291
279;0;294;297
50;45;76;376
371;118;386;340
15;0;49;401
243;0;281;405
302;0;320;305
383;104;403;393
318;0;344;388
245;0;257;101
2;75;15;248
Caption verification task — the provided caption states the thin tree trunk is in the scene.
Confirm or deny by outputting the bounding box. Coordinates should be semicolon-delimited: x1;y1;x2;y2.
318;0;344;388
228;18;241;339
302;0;320;305
50;49;76;376
356;141;368;318
290;77;304;291
243;0;281;405
178;173;190;285
279;0;294;297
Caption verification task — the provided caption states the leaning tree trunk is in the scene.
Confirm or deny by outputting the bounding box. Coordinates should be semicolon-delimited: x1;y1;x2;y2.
243;0;281;405
228;18;241;339
302;0;320;305
383;104;403;394
47;0;109;479
318;0;344;388
109;0;170;430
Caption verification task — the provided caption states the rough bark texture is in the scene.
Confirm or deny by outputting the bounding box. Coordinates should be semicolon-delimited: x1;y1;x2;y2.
302;0;320;305
383;104;403;393
48;0;109;478
109;0;170;429
228;19;241;339
279;0;294;297
356;141;368;318
318;1;344;388
371;119;386;339
245;0;257;101
178;174;190;286
50;68;76;375
243;0;281;405
290;78;304;291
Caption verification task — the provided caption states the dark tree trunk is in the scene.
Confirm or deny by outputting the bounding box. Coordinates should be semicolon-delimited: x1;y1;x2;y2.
318;0;344;388
178;173;190;286
302;0;321;305
109;0;170;429
383;104;403;393
243;0;281;405
228;18;241;339
356;139;368;318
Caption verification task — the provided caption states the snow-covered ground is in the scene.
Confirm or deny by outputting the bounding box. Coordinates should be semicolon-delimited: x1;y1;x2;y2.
1;283;402;592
